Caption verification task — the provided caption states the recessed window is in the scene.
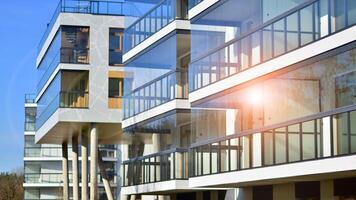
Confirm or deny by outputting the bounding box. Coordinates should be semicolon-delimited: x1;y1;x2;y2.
109;28;123;66
295;181;320;200
109;78;124;98
253;185;273;200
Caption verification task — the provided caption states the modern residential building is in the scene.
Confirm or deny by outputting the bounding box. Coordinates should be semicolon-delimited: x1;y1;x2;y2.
24;94;120;200
28;0;145;199
120;0;356;200
28;0;356;200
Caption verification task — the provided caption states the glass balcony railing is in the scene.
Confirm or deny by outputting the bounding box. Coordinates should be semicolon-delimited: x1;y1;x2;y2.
25;94;36;104
25;122;36;132
123;69;188;119
24;146;116;158
189;104;356;178
24;173;65;184
37;47;89;94
122;148;189;187
36;91;89;130
38;0;141;52
189;0;356;92
24;173;117;184
24;147;63;157
188;0;205;9
124;0;188;53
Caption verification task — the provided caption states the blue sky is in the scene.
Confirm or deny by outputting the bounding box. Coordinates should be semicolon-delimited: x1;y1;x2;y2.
0;0;57;172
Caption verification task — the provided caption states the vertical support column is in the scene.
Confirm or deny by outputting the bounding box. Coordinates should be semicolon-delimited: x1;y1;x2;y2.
72;136;79;200
90;123;98;200
62;142;69;200
81;134;88;200
98;150;114;200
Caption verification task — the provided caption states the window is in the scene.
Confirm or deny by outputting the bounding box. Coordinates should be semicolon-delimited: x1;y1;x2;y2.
253;185;273;200
109;28;123;66
295;181;320;200
334;178;356;200
109;78;124;98
61;26;90;64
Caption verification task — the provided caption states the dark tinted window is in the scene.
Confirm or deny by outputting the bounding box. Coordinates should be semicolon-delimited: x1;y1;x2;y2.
295;181;320;200
109;78;124;98
253;185;273;200
109;28;123;66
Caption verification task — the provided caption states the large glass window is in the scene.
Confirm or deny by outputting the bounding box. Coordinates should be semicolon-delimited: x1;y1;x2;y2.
190;0;309;60
61;26;90;64
25;107;36;131
191;47;356;142
109;28;123;66
109;78;124;98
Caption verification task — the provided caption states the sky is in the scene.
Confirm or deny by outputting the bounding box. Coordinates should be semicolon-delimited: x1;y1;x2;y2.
0;0;57;172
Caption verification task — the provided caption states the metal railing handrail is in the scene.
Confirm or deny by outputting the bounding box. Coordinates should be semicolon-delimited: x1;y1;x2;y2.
190;104;356;149
190;0;318;64
190;0;320;64
123;68;188;98
125;0;171;31
123;148;188;164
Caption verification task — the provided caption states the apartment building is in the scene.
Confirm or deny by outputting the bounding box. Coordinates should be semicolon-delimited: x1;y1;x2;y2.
121;0;356;200
29;0;145;199
24;94;120;200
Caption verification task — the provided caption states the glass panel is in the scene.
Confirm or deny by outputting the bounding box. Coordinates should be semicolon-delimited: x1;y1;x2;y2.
211;143;219;173
275;127;287;164
351;111;356;153
220;140;229;172
334;113;349;155
202;144;210;175
348;0;356;25
264;130;274;166
302;120;316;160
300;5;314;46
240;136;250;169
288;124;300;162
262;25;273;61
230;138;239;171
334;0;346;31
273;19;286;56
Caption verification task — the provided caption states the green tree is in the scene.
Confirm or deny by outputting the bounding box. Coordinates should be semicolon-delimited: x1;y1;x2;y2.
0;172;23;200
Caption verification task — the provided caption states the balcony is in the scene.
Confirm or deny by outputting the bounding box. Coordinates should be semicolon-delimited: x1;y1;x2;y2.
24;146;116;159
122;148;189;187
188;104;356;186
24;173;117;184
36;90;89;130
37;46;90;95
38;0;141;52
123;69;188;120
24;173;65;184
188;0;206;9
24;147;62;158
189;0;356;92
124;0;188;54
25;94;36;104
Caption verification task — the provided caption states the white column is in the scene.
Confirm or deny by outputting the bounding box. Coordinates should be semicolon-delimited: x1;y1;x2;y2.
81;134;88;200
72;136;79;200
62;142;69;200
98;150;114;200
90;124;98;200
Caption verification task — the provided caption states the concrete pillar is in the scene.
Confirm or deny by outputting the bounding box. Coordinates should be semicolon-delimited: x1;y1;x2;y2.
81;134;88;200
273;183;295;200
321;180;334;200
72;136;79;200
62;142;69;200
90;124;98;200
98;149;114;200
